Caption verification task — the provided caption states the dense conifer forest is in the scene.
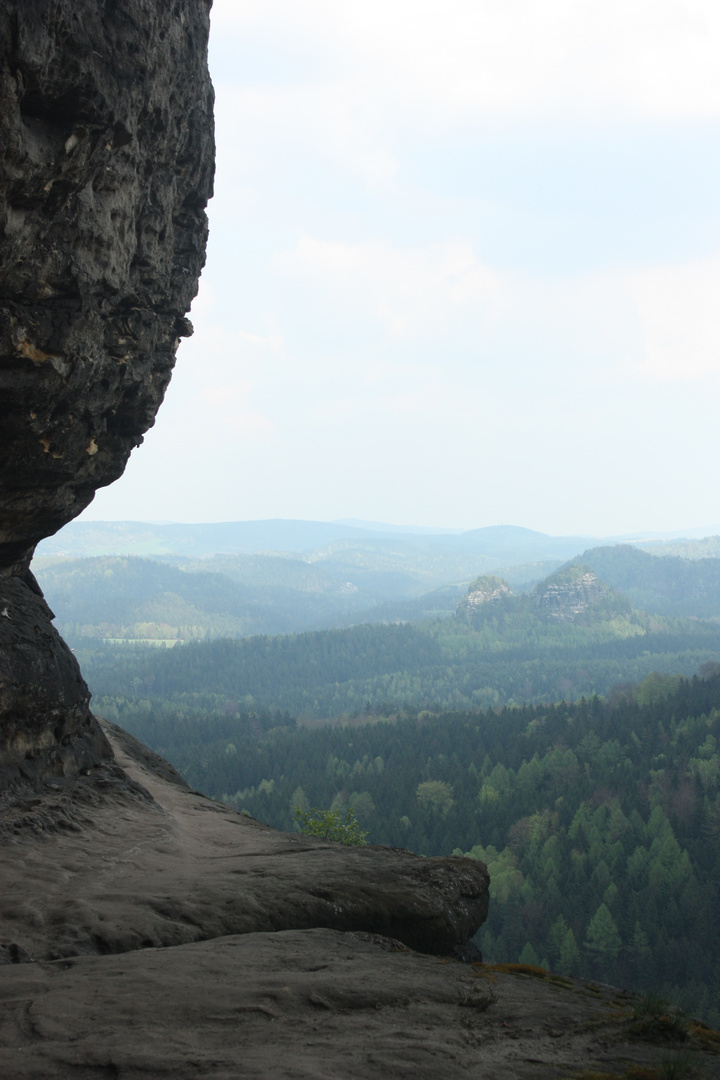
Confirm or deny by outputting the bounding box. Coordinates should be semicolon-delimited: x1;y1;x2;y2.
83;597;720;716
102;668;720;1025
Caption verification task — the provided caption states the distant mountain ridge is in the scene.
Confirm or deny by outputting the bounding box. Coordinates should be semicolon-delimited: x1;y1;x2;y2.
33;535;720;649
39;517;720;564
82;563;720;720
37;519;599;563
36;519;382;557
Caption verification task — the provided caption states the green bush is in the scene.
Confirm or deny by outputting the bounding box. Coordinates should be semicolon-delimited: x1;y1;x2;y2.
294;806;368;845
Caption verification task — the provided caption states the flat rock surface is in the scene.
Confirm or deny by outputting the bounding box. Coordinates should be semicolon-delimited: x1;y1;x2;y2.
0;720;488;959
2;929;720;1079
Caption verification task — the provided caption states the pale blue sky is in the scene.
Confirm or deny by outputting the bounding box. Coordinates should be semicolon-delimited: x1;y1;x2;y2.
84;0;720;536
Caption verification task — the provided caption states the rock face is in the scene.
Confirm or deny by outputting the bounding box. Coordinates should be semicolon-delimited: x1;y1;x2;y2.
457;575;512;618
0;569;111;796
535;567;610;621
0;0;214;563
0;0;214;789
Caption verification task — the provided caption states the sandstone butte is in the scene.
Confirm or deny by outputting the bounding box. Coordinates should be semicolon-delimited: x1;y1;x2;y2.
1;5;719;1078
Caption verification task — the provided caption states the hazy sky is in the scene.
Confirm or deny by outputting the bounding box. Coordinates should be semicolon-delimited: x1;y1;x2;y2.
84;0;720;536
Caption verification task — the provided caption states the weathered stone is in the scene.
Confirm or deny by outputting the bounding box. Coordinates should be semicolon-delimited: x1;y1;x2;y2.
0;0;214;567
2;929;720;1080
457;574;512;618
535;566;610;620
0;720;490;960
0;569;110;796
0;0;214;787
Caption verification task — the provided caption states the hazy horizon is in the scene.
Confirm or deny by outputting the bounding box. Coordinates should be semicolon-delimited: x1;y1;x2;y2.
80;1;720;537
43;514;720;545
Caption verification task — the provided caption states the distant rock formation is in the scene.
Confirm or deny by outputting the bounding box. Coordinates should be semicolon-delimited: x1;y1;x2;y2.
0;0;214;792
457;575;512;618
535;567;610;621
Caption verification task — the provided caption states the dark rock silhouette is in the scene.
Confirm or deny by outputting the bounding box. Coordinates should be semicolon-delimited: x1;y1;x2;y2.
0;0;213;789
0;569;111;794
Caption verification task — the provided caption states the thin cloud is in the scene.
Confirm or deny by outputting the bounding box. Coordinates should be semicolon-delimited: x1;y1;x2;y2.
277;235;501;340
211;0;720;123
629;257;720;380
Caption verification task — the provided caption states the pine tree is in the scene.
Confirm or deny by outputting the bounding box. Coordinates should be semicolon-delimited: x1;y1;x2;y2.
519;942;540;966
559;929;581;973
585;902;621;978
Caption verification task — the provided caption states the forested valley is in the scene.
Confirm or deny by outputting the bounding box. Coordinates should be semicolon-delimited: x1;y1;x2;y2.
81;565;720;716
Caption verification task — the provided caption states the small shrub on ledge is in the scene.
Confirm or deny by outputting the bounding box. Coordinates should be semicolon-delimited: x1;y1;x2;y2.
294;806;368;846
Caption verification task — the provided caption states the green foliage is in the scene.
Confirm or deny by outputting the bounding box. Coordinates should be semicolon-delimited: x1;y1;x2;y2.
574;543;720;619
559;929;581;970
416;780;455;817
78;594;720;720
585;903;622;966
518;942;541;967
632;993;676;1021
293;806;368;845
629;994;690;1044
290;785;310;815
654;1054;704;1079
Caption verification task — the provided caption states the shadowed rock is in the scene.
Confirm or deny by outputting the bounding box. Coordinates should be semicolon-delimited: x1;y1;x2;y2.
0;0;214;788
3;929;720;1080
0;570;111;796
0;720;490;960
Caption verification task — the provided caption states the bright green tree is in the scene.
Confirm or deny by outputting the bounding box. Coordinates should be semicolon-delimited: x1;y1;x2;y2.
547;915;569;964
290;785;310;815
416;780;455;817
294;806;368;846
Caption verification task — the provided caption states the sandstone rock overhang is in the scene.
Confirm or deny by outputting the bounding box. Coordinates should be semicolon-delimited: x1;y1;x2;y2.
0;0;214;791
0;0;214;565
